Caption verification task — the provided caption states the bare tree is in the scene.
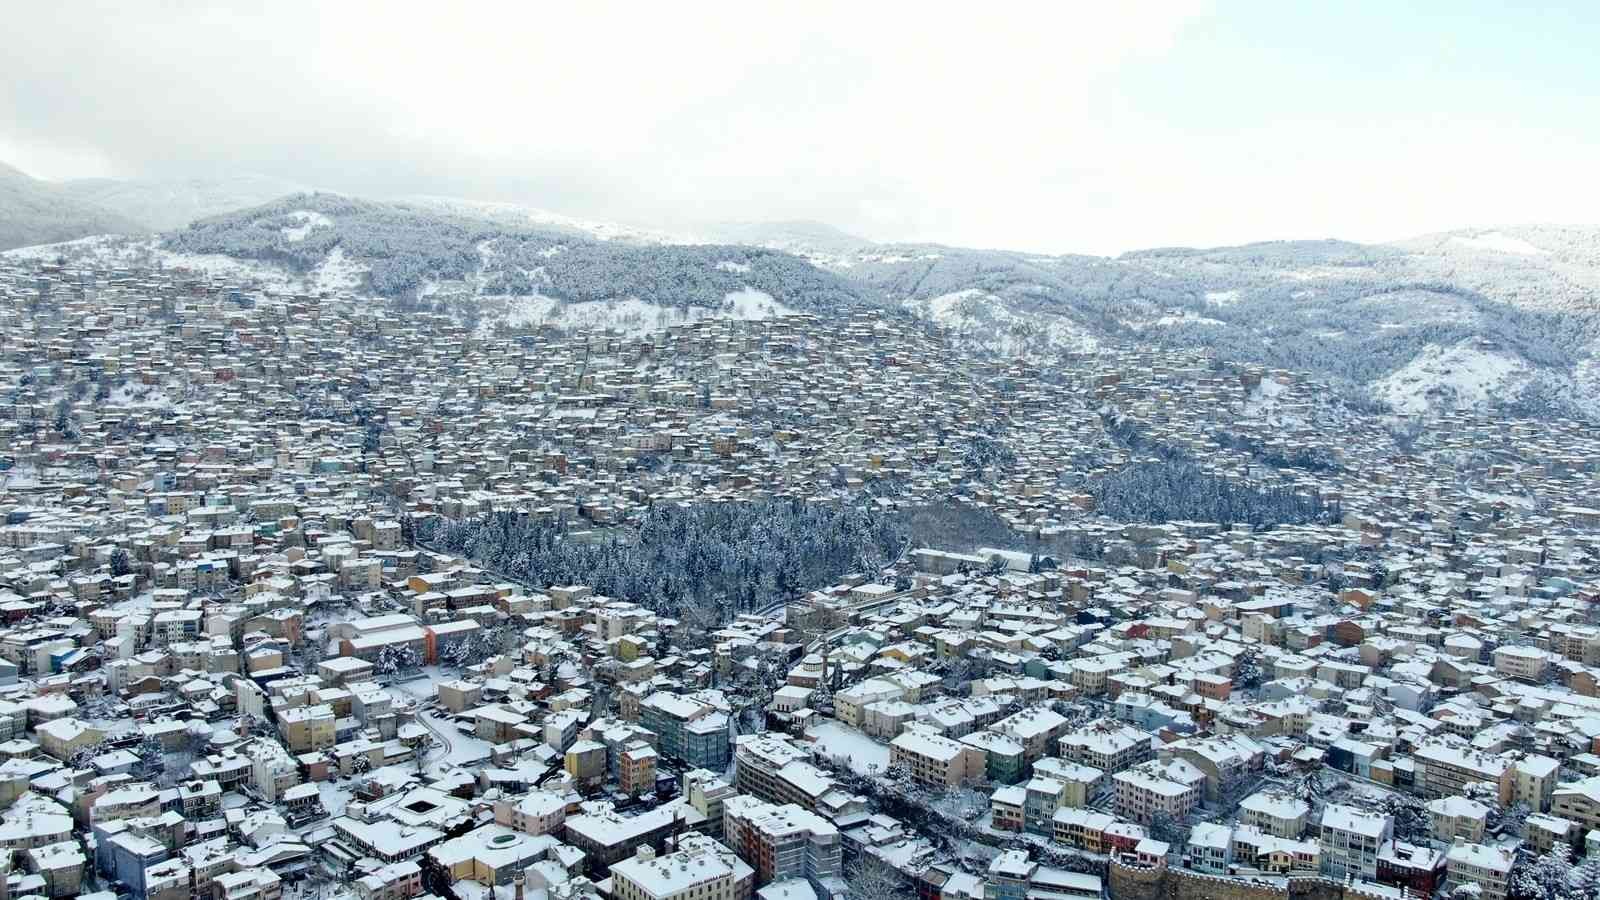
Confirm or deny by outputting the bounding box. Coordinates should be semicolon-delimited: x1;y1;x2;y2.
844;854;905;899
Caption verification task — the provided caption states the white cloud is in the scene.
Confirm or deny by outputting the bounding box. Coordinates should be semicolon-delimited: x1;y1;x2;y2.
4;2;1597;254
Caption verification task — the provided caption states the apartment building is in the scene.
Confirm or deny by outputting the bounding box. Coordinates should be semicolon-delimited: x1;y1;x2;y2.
721;796;841;892
493;791;567;837
1113;760;1204;825
1491;644;1548;682
889;728;986;788
1057;721;1152;774
1229;825;1320;874
1412;739;1508;801
1319;804;1393;881
613;851;734;900
353;860;423;900
1506;754;1560;812
562;805;679;878
1445;841;1515;900
1428;796;1490;843
733;735;852;814
1550;776;1600;834
1238;791;1309;839
640;692;731;771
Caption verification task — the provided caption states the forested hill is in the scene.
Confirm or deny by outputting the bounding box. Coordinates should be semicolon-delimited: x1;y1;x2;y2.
164;193;884;314
0;162;148;251
814;231;1600;421
9;172;1600;419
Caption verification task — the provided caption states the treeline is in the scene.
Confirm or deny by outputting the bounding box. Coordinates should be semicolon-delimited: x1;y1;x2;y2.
1086;461;1337;527
167;193;878;314
419;499;907;621
845;239;1599;420
1210;430;1342;472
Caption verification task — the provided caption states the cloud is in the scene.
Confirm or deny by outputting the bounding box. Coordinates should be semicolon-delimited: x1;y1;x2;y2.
4;2;1597;254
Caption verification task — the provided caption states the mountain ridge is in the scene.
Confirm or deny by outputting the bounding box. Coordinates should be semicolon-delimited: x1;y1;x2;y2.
4;174;1598;420
0;163;150;250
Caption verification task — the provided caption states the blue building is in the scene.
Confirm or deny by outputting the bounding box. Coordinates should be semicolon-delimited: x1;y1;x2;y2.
639;692;730;770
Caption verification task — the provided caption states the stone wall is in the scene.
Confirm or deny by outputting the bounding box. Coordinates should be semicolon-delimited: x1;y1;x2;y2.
1107;860;1165;900
1108;861;1405;900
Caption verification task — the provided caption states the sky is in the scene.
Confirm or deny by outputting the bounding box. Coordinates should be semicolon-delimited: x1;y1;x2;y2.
4;1;1599;255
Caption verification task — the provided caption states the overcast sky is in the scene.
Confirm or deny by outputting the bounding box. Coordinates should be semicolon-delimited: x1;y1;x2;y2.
5;1;1599;254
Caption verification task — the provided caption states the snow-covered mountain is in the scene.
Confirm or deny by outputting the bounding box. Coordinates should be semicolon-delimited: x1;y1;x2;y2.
799;232;1600;420
57;173;310;231
5;181;1597;420
0;162;149;250
5;193;879;336
400;196;692;246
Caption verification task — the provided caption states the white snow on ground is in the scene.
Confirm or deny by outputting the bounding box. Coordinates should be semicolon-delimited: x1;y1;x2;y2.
2;234;134;261
555;298;698;334
1373;342;1531;414
914;288;1100;356
1469;490;1539;511
157;248;296;286
316;779;351;819
716;260;752;274
724;288;795;319
1204;290;1241;306
1147;312;1226;328
483;291;798;336
15;233;362;295
106;383;176;410
402;195;691;245
1449;231;1548;256
308;246;366;294
1242;376;1290;420
281;210;333;242
430;710;493;768
806;720;889;776
496;295;561;329
4;235;297;291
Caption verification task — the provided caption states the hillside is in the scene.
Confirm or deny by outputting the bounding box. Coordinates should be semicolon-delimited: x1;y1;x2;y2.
6;183;1597;419
0;162;147;250
802;232;1600;420
58;173;308;230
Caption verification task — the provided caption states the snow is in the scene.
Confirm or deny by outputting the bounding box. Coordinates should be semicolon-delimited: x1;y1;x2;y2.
1372;342;1531;414
309;246;367;294
716;260;752;274
723;288;795;319
1147;312;1226;328
317;780;352;819
281;210;333;242
402;195;691;245
106;383;176;410
1449;231;1548;256
390;671;494;770
805;720;889;776
1242;376;1289;420
2;233;132;260
481;291;800;337
1204;290;1241;307
914;288;1100;356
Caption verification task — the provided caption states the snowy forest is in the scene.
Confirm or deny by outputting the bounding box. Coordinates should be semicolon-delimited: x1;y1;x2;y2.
154;192;1600;421
845;237;1600;420
418;499;908;622
1085;460;1337;527
167;193;878;313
